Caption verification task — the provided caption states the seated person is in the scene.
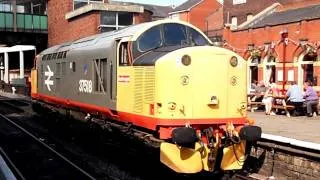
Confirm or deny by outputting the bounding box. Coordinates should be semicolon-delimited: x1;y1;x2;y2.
303;81;319;117
250;81;267;102
285;81;305;116
249;80;258;93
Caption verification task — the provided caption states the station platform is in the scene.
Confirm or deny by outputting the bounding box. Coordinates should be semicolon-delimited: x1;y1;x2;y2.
248;111;320;145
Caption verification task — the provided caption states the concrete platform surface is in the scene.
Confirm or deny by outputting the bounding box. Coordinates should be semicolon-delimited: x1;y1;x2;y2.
248;111;320;144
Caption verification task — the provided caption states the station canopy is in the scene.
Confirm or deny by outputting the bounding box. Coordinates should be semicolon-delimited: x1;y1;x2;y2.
0;45;36;53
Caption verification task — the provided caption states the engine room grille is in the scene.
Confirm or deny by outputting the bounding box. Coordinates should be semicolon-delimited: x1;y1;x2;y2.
133;67;155;113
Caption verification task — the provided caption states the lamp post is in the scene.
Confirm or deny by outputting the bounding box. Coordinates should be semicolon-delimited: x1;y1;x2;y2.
280;29;288;95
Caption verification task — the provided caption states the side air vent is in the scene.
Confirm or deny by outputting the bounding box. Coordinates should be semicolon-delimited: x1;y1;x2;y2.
133;67;155;113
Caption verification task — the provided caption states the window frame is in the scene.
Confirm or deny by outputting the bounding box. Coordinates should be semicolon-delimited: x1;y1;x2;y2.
100;11;133;32
136;25;163;53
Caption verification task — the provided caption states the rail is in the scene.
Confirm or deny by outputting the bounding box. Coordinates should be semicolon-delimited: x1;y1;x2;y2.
0;110;95;180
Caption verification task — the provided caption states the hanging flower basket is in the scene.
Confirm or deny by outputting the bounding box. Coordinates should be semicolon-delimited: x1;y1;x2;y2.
250;49;261;58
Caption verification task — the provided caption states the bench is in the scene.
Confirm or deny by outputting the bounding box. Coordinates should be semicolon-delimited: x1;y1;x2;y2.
271;104;295;117
248;101;264;112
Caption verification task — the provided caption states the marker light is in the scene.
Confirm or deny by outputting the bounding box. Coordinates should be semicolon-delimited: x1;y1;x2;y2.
168;102;177;110
181;55;191;66
230;56;238;67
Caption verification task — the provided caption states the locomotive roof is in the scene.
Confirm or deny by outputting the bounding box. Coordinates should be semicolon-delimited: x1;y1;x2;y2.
39;19;210;55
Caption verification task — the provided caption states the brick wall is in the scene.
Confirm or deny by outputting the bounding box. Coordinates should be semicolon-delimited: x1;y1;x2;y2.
223;0;278;25
278;0;320;11
206;7;224;37
225;14;320;85
134;11;152;24
48;0;100;47
48;0;152;47
246;143;320;180
226;19;320;62
223;0;318;26
179;12;189;22
188;0;221;31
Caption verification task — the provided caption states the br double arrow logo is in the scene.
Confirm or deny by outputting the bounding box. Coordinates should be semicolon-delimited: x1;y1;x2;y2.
44;65;54;91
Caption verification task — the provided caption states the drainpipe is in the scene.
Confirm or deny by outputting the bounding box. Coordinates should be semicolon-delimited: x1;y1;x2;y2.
281;30;288;95
12;0;17;32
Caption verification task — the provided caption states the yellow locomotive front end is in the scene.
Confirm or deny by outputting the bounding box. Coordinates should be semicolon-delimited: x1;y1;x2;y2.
155;46;247;122
155;46;256;173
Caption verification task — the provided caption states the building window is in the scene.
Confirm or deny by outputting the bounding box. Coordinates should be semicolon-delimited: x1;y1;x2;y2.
73;0;104;10
247;13;253;21
233;0;247;5
170;14;180;20
100;11;133;32
0;2;12;12
231;16;238;26
15;1;47;15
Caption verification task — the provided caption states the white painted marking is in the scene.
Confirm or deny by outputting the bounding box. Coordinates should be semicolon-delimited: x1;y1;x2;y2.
261;133;320;151
44;65;54;91
79;79;92;93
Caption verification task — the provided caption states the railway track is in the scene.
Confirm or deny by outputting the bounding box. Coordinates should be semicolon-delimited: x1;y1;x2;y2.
0;96;263;180
0;102;95;180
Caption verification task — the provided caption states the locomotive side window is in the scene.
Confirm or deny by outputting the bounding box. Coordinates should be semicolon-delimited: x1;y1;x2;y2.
163;24;187;46
138;26;162;52
93;58;107;93
70;62;76;72
119;42;129;66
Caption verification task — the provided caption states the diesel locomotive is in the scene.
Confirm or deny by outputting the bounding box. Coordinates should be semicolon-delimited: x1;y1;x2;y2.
31;19;261;174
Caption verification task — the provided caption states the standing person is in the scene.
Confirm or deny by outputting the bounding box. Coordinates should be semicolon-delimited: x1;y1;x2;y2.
262;83;279;115
303;81;319;117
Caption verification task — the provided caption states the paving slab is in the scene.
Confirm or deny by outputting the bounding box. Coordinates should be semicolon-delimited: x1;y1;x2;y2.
248;111;320;144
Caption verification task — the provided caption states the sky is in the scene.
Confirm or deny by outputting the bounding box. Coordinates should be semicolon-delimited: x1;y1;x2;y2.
115;0;188;7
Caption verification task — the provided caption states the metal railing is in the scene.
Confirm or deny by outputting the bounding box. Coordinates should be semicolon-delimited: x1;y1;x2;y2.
0;12;47;33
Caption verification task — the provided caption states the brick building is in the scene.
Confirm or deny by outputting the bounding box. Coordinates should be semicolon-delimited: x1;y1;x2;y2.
207;0;319;41
169;0;222;32
224;0;320;91
48;0;171;47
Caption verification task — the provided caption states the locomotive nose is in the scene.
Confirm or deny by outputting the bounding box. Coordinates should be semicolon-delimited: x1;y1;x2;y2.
155;46;246;120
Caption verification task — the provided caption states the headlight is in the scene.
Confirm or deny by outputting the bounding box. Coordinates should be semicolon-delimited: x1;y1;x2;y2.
230;56;238;67
181;55;191;66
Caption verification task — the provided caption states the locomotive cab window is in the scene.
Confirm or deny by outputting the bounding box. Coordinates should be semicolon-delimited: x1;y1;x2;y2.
188;27;209;46
119;42;130;66
163;24;187;46
137;26;162;52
